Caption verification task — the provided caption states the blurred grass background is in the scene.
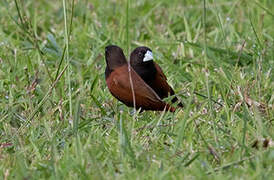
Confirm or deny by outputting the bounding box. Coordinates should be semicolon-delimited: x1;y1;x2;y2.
0;0;273;179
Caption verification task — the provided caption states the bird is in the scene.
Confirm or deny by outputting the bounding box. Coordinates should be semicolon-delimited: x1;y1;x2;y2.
130;46;184;107
105;45;176;112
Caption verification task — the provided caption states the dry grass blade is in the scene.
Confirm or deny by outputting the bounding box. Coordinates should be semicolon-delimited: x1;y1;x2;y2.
206;155;255;174
18;64;68;133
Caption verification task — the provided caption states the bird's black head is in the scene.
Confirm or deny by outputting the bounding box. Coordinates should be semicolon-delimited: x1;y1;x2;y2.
130;46;153;67
130;46;156;82
105;45;127;71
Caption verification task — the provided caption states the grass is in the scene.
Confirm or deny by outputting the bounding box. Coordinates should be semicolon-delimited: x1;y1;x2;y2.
0;0;273;179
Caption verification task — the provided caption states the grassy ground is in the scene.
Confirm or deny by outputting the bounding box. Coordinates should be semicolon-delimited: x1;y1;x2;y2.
0;0;273;179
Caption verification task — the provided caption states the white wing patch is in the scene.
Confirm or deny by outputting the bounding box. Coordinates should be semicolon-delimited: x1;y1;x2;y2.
143;50;153;62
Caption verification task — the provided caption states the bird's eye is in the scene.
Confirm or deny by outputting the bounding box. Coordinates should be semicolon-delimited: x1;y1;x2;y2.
138;52;143;58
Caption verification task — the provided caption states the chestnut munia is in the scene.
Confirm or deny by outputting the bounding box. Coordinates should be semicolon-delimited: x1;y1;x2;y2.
130;46;183;107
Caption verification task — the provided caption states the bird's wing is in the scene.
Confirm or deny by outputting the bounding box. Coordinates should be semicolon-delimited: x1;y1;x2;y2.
107;65;170;111
154;62;167;80
153;62;183;107
152;62;175;96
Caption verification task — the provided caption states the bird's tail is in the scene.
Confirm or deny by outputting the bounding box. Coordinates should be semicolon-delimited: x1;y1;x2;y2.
171;97;184;108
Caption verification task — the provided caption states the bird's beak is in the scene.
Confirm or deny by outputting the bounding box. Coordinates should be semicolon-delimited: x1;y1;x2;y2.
143;51;153;62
